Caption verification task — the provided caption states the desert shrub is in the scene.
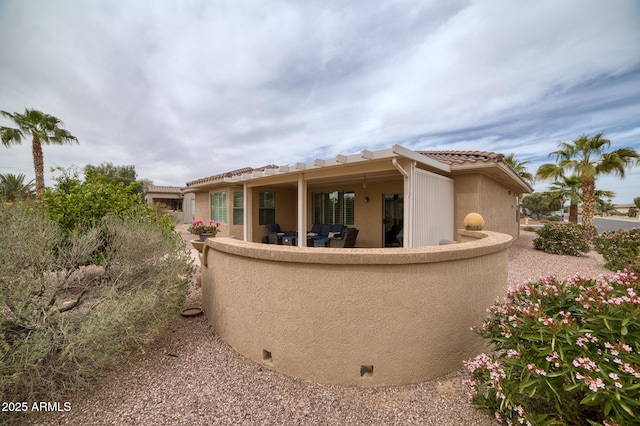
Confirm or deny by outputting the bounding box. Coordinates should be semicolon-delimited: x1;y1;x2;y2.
464;272;640;425
0;203;192;405
533;223;590;256
593;228;640;273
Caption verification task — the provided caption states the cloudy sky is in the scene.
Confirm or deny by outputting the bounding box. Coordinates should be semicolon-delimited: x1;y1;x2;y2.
1;0;639;203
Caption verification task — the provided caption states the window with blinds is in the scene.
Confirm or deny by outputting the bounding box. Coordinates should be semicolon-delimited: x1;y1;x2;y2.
210;192;227;224
259;191;275;225
311;191;355;226
233;191;244;225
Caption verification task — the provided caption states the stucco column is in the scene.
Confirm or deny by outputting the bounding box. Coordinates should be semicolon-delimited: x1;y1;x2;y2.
243;183;252;242
297;174;307;246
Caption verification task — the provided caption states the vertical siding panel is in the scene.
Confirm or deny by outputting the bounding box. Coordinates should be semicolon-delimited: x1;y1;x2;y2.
412;169;454;246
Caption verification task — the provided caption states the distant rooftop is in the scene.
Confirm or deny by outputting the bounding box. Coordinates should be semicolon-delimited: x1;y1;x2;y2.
146;185;183;194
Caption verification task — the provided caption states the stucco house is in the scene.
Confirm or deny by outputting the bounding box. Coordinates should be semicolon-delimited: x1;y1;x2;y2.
191;144;533;386
183;144;532;247
144;185;187;223
613;203;638;217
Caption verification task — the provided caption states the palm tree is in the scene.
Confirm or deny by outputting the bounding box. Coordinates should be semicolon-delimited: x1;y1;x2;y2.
0;173;35;201
504;153;535;185
595;194;616;216
548;176;616;223
537;132;639;235
504;154;535;220
548;176;581;223
1;108;78;197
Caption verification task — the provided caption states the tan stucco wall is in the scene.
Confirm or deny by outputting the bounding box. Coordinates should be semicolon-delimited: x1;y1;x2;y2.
454;174;520;238
201;230;513;386
193;192;210;225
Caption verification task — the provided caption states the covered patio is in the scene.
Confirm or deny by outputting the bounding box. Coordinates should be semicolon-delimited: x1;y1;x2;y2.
184;144;531;247
222;145;455;248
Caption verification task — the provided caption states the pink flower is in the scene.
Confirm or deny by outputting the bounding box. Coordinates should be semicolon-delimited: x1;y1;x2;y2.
573;357;599;372
527;363;547;376
587;377;605;392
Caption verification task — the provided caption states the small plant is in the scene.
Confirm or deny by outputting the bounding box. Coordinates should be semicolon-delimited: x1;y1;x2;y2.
464;272;640;425
593;228;640;273
188;219;221;235
533;222;590;256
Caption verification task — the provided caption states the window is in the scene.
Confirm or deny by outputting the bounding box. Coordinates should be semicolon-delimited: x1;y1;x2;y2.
210;192;227;224
233;191;244;225
259;191;275;225
312;191;355;226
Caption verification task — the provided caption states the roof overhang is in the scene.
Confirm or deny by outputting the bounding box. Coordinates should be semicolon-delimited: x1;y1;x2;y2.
449;161;534;194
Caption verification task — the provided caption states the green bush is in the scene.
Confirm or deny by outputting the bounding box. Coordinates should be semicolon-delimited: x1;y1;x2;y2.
593;228;640;273
41;167;173;235
533;223;590;256
0;203;192;405
464;272;640;425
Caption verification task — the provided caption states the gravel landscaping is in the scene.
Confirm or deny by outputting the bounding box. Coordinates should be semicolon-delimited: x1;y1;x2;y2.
16;231;611;426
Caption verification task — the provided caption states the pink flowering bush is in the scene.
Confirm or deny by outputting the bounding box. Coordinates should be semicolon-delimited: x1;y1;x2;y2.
188;219;221;235
593;228;640;273
533;223;590;256
464;271;640;425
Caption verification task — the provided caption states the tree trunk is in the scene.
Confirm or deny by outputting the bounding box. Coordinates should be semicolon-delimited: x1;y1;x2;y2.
581;177;596;236
32;136;45;198
568;201;578;223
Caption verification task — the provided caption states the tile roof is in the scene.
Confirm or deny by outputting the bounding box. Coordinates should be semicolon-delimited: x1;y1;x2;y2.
418;151;504;165
146;185;183;193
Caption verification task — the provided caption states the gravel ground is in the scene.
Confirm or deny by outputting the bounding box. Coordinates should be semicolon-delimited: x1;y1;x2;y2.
15;231;611;426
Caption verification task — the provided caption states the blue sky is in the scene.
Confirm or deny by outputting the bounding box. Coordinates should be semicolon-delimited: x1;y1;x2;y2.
1;0;639;203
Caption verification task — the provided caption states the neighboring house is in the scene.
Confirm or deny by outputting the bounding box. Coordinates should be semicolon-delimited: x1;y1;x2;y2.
613;203;638;216
182;144;533;247
144;185;186;223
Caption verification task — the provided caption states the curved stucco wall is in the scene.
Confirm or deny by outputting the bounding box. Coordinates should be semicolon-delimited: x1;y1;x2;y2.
201;230;513;386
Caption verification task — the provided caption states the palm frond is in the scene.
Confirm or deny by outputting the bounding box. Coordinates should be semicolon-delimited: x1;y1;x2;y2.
536;163;564;180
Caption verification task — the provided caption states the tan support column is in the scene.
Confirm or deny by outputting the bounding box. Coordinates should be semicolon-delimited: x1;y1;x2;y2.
297;174;307;246
244;183;252;242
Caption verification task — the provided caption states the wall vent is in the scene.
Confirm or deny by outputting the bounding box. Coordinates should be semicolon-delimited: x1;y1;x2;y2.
360;365;374;377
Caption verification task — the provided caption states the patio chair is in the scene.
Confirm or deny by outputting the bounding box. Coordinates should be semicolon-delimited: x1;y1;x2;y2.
328;228;359;248
267;224;291;244
385;224;402;247
312;224;345;247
